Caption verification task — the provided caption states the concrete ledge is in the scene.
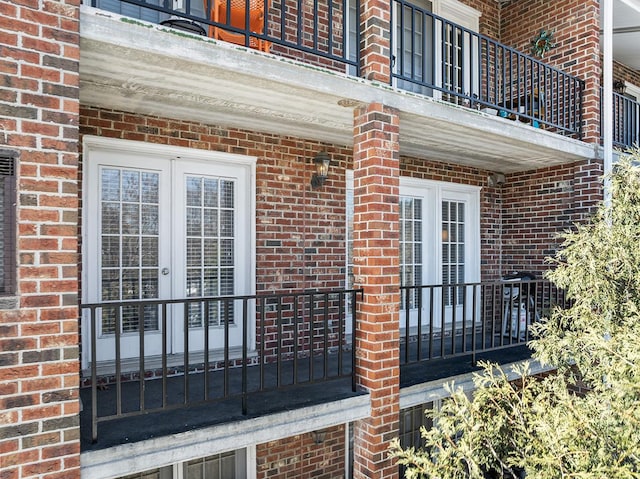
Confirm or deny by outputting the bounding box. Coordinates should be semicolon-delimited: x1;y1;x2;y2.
80;393;370;479
400;358;555;410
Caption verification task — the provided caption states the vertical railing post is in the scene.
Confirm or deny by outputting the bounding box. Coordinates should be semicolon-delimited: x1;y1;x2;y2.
242;298;248;415
138;303;145;412
115;306;122;416
162;302;168;407
183;301;189;405
323;292;329;380
293;294;300;384
90;307;98;443
223;298;230;397
203;300;209;401
404;287;411;364
416;285;423;361
351;290;360;392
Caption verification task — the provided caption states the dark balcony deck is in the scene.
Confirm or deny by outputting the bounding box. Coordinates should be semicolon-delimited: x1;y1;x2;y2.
79;331;533;452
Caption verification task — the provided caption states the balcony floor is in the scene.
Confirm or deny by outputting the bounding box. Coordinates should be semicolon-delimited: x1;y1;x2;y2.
80;338;532;451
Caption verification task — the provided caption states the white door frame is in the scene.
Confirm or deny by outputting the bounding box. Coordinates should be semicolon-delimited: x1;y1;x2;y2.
81;136;257;371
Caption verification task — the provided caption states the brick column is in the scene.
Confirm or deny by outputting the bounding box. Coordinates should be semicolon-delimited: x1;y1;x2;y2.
0;0;81;478
358;0;392;83
351;103;400;479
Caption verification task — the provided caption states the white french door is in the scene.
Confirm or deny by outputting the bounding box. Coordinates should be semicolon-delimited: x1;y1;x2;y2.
345;174;480;334
392;0;480;100
393;0;434;95
83;138;255;366
400;179;480;329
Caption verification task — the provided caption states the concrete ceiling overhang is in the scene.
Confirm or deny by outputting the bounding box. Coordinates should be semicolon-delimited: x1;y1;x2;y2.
80;6;598;174
612;0;640;71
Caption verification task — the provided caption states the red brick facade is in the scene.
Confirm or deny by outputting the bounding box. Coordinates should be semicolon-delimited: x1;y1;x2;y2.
1;0;621;477
613;60;640;89
0;0;81;478
256;426;345;479
502;160;603;276
351;103;400;479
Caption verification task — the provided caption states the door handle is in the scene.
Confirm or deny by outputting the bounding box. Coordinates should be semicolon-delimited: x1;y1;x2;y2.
162;268;170;275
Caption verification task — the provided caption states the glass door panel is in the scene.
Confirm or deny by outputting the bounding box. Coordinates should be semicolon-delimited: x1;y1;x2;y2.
172;161;246;353
87;154;172;363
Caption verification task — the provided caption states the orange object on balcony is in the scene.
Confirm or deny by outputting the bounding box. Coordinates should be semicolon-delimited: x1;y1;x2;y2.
205;0;271;52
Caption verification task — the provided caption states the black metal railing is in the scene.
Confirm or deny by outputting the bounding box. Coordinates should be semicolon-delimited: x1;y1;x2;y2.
610;90;640;149
89;0;359;73
399;279;568;365
81;288;362;442
391;3;584;138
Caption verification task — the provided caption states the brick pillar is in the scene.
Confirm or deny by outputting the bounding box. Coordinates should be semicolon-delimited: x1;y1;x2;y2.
358;0;392;83
0;0;81;478
351;103;400;479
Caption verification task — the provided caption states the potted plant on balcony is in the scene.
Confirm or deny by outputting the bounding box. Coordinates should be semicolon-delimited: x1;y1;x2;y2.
530;29;556;58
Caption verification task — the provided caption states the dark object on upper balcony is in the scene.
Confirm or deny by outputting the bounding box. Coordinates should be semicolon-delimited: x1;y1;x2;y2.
160;18;207;36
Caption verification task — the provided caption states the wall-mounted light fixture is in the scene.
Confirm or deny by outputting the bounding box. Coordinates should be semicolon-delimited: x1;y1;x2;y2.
311;151;331;189
487;172;506;187
613;80;626;94
310;430;326;444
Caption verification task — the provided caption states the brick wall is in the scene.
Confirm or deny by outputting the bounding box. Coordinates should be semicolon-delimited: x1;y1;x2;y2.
501;0;601;141
502;159;602;275
79;106;351;297
78;106;599;306
612;60;640;89
256;426;345;479
0;0;81;478
459;0;500;39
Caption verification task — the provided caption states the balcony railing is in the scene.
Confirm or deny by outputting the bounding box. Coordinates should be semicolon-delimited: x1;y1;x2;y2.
81;288;362;442
612;91;640;149
392;2;584;138
400;279;568;365
89;0;359;73
81;280;566;442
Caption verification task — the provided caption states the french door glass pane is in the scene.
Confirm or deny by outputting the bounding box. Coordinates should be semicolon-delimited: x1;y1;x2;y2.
100;167;160;335
400;196;423;309
185;176;235;328
442;200;465;305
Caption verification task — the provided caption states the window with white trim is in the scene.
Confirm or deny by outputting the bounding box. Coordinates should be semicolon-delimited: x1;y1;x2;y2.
117;449;247;479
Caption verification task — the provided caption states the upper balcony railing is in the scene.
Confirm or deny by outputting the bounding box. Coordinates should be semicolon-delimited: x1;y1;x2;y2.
391;2;584;138
89;0;586;139
88;0;359;73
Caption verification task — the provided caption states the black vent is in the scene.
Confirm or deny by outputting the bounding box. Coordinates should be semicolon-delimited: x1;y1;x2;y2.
0;153;16;296
0;157;15;177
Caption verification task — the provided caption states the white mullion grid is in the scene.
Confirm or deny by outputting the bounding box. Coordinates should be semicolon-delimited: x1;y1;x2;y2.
186;176;204;329
442;200;465;305
400;197;422;309
99;167;146;334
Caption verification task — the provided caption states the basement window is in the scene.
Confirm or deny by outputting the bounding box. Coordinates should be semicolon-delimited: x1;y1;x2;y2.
0;153;16;298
